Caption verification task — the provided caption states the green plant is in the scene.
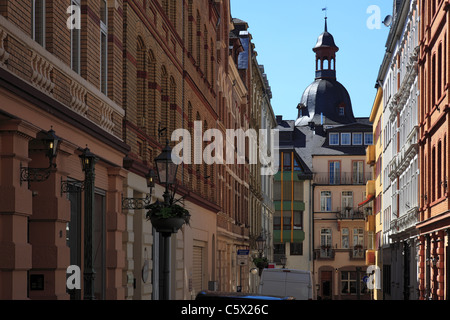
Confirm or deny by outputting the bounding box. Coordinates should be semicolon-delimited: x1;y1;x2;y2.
252;256;269;267
146;201;191;225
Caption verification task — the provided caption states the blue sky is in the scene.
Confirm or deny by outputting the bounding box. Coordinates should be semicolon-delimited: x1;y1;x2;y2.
230;0;392;120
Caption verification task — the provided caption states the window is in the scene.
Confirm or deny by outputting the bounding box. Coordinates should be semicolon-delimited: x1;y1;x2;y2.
364;133;374;145
290;243;303;256
320;191;332;212
32;0;45;47
353;228;364;247
341;133;351;145
353;133;363;145
342;228;349;249
329;133;339;146
329;161;340;184
341;271;368;295
281;152;291;171
339;106;345;116
71;0;81;74
341;191;353;213
352;161;364;184
320;229;332;257
100;0;108;95
293;211;303;229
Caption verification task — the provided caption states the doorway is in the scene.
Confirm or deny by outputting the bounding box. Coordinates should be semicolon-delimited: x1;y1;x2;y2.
321;271;332;300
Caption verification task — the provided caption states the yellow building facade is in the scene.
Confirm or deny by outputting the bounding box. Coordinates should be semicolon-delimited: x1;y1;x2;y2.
365;86;383;300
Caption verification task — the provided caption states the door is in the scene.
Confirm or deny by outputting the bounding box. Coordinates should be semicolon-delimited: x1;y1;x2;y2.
321;271;332;300
193;246;204;295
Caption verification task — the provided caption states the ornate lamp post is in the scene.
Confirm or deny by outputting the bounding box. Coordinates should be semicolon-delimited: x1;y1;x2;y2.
151;141;183;300
254;235;268;277
79;146;97;300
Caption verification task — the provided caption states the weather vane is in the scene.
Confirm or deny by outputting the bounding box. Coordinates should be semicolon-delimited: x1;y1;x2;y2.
322;7;328;19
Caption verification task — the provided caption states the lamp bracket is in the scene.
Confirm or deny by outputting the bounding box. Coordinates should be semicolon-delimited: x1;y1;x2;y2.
60;178;86;195
122;194;153;210
20;162;55;187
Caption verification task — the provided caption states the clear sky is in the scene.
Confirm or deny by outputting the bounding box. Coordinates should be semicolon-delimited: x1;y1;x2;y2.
229;0;393;120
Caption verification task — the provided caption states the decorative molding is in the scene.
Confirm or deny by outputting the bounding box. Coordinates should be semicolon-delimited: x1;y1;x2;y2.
70;80;88;117
30;52;54;95
0;27;10;67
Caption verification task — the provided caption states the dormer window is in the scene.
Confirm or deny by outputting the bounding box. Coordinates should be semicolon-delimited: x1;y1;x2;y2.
329;133;339;145
341;133;351;145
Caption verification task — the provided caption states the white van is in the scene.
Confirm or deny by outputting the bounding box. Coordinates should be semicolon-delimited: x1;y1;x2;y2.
258;269;314;300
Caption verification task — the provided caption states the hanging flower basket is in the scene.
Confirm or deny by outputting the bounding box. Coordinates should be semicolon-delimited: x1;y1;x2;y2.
146;201;191;234
252;257;269;269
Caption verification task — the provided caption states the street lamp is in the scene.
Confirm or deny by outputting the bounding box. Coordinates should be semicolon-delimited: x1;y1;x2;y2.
256;235;266;254
153;141;180;300
154;141;178;206
20;127;61;186
254;235;268;277
79;146;97;300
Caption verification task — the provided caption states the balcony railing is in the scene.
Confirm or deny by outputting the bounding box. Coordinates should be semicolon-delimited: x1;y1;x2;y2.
313;172;372;185
336;207;365;220
315;247;335;260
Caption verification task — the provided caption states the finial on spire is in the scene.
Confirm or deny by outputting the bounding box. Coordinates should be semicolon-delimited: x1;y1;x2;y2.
322;7;328;32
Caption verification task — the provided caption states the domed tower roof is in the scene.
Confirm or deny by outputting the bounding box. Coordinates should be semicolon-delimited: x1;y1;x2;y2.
296;18;356;126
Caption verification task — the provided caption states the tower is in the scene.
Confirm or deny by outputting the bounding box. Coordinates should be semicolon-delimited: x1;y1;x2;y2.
296;18;356;126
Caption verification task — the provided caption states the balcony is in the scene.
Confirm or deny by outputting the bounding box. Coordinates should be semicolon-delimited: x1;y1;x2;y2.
314;247;335;260
366;145;376;166
350;246;365;260
313;172;372;186
366;250;376;265
366;180;375;197
365;214;375;232
336;207;365;220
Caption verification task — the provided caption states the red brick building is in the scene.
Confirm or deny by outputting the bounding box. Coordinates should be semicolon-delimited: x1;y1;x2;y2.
0;0;128;299
417;0;450;300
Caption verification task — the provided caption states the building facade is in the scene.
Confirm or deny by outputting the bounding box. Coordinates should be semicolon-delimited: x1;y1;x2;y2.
382;0;420;300
0;0;128;299
417;0;450;300
0;0;276;300
274;19;374;300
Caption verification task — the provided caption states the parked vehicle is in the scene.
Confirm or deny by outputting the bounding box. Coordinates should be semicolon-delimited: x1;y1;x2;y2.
195;291;295;300
258;269;314;300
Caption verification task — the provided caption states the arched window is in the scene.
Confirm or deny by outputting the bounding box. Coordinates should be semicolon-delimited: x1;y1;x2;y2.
161;66;169;134
169;76;177;135
323;57;329;70
196;12;201;65
137;37;147;128
204;26;208;78
147;50;157;137
169;0;176;27
188;0;193;54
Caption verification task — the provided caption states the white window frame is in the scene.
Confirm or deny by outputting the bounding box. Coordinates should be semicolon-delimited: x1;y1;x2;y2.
329;133;339;146
32;0;46;47
352;132;363;145
364;133;374;145
341;133;351;145
320;191;332;212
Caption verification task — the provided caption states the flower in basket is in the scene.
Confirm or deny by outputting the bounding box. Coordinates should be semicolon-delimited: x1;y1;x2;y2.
252;257;269;269
145;200;191;226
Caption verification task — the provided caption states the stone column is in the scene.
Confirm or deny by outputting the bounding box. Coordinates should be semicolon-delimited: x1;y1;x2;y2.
0;119;38;299
28;139;72;300
105;167;127;300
